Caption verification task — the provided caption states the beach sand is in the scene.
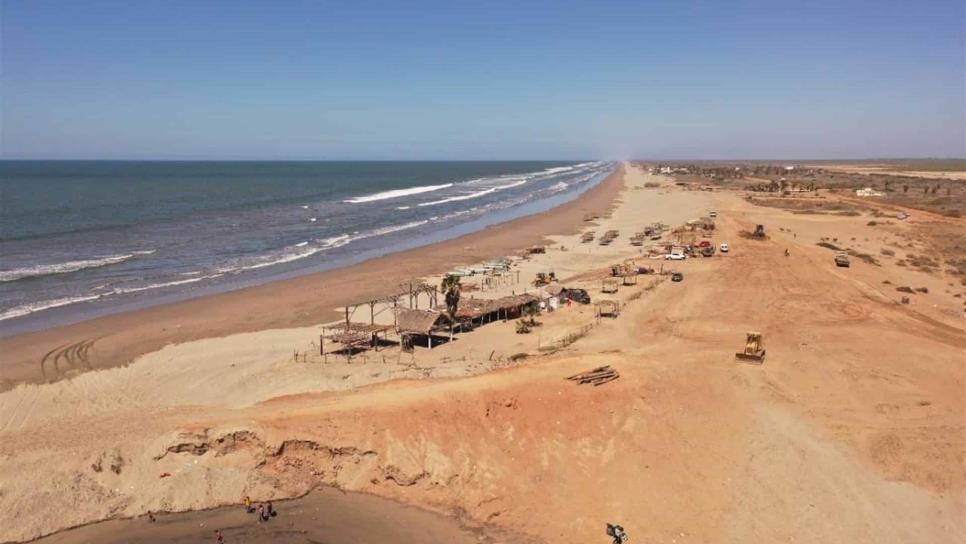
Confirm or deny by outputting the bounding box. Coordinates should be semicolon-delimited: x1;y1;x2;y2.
0;166;625;390
1;163;963;543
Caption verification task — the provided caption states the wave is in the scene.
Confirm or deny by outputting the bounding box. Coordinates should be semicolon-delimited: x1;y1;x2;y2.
0;252;152;283
417;177;529;207
355;220;429;239
109;274;224;295
418;187;498;207
549;181;569;193
539;166;575;176
216;243;326;275
0;294;104;321
317;234;352;250
345;183;453;204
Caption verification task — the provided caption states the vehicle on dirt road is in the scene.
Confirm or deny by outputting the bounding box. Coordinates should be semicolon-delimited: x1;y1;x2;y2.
665;253;686;260
834;251;850;267
671;272;684;282
563;288;591;304
720;243;729;253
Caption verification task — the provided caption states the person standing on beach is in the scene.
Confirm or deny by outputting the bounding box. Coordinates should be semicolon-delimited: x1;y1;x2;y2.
256;503;265;522
214;529;225;543
243;495;252;513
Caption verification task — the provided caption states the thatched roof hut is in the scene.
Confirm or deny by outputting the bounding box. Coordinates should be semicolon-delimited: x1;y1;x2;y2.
446;293;540;323
395;308;452;335
543;285;564;296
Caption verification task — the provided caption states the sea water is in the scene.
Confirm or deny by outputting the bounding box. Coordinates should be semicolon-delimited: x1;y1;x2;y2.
0;160;613;333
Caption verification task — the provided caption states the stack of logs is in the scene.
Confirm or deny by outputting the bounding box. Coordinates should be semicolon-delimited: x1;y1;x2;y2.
566;365;620;386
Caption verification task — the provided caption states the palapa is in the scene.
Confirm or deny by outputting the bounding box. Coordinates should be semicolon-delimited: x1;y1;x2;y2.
395;308;452;335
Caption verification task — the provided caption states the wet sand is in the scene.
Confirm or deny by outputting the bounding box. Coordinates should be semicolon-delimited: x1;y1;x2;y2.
32;487;502;544
0;166;624;390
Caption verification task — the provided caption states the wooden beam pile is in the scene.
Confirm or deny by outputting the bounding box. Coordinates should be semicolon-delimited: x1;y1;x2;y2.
566;365;620;386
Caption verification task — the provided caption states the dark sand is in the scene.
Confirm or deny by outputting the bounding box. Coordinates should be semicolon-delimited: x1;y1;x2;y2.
0;165;625;390
31;487;508;543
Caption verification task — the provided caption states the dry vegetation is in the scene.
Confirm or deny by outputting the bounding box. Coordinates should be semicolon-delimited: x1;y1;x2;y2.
650;160;966;217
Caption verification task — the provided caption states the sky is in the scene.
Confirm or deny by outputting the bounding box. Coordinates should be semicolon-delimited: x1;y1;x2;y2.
1;0;964;160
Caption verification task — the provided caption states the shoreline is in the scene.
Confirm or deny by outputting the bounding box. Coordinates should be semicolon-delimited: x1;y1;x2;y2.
0;164;626;389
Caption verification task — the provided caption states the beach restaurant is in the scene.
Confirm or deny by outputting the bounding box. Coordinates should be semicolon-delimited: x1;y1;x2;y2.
395;308;454;349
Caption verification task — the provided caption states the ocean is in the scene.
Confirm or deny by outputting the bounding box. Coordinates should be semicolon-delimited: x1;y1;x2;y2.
0;160;613;333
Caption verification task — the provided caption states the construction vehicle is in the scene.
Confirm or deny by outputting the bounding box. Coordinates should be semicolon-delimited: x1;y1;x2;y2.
532;272;556;287
753;224;766;238
735;332;766;364
834;251;850;267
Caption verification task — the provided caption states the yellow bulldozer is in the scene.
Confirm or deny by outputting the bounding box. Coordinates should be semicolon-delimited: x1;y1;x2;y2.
735;332;766;364
532;271;557;287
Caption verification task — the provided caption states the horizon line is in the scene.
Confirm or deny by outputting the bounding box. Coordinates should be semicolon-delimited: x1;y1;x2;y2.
1;157;964;163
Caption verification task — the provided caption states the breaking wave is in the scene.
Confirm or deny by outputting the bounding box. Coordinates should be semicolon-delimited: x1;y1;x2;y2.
417;177;530;207
109;274;224;295
354;220;429;239
345;183;453;204
0;251;154;282
0;294;104;321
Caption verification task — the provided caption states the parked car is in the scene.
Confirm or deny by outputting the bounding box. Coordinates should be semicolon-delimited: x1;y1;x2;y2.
665;253;686;260
671;272;684;282
719;243;729;253
709;210;718;218
562;288;591;304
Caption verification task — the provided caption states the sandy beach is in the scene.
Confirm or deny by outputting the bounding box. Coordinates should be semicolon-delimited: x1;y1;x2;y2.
0;165;625;390
1;163;963;543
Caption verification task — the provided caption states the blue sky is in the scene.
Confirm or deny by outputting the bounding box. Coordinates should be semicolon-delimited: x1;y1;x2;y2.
2;0;963;160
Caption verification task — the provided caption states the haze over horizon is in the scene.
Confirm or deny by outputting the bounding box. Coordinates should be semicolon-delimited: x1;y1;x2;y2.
2;0;964;161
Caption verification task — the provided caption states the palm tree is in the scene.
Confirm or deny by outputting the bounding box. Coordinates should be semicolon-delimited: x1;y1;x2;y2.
441;275;461;319
522;302;540;326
